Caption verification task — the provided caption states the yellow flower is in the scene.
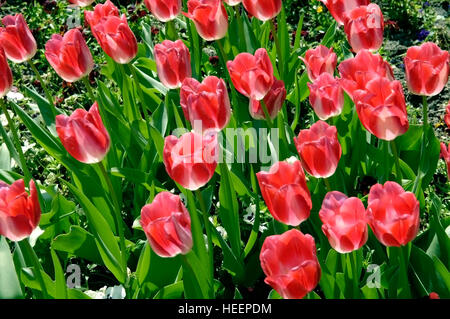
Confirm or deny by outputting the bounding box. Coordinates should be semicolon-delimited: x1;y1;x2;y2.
317;5;323;13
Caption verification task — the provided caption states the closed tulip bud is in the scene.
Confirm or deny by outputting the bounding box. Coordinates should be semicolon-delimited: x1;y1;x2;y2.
260;229;321;299
154;40;192;89
343;4;384;53
445;101;450;129
180;76;231;132
144;0;181;22
0;47;13;98
318;0;371;25
0;179;41;242
249;78;286;120
353;76;409;141
163;131;218;190
0;14;37;63
294;121;342;178
45;29;94;83
242;0;282;21
367;181;420;247
404;42;449;96
224;0;242;6
308;73;344;120
68;0;95;7
256;159;312;226
338;49;394;99
183;0;228;41
227;48;274;101
441;142;450;181
140;191;193;258
319;191;368;253
56;102;111;164
300;45;337;82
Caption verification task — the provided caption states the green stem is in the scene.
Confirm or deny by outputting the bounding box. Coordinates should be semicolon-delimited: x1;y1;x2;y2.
195;189;214;280
260;99;273;129
28;60;56;117
392;245;412;298
234;5;246;51
81;76;96;103
412;96;429;196
390;139;402;183
0;99;32;183
118;63;140;121
422;95;428;127
349;250;360;298
324;177;332;192
243;164;261;257
129;64;151;125
19;239;48;299
269;19;283;80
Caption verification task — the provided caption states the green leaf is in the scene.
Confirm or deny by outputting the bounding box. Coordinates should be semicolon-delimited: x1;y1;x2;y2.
0;237;23;299
50;249;68;299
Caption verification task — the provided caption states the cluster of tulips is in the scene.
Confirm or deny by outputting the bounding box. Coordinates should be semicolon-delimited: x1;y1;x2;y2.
0;0;449;299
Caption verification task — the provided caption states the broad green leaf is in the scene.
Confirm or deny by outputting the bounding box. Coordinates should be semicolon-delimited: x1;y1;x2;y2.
0;237;23;299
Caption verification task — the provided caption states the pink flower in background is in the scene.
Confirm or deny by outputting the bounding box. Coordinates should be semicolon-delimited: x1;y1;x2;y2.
154;40;192;89
308;73;344;120
0;14;37;63
0;47;12;97
249;78;286;120
318;0;371;25
300;45;337;82
242;0;282;21
144;0;181;22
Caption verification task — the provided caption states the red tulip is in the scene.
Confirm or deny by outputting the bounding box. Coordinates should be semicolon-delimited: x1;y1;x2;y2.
0;14;37;63
343;4;384;53
227;48;274;101
429;292;440;299
367;181;420;247
338;49;394;99
224;0;242;6
404;42;449;96
85;0;138;64
353;76;409;141
308;73;344;120
154;40;192;89
445;101;450;129
319;191;368;253
183;0;228;41
242;0;282;21
260;229;321;299
0;179;41;242
144;0;181;22
256;159;312;226
300;45;337;82
294;120;342;178
249;78;286;120
45;29;94;83
140;191;193;258
0;47;12;98
163;131;218;190
180;76;231;132
319;0;371;25
441;142;450;181
56;102;111;164
68;0;95;7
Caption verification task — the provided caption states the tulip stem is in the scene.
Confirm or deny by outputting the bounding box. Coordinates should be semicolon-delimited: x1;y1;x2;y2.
390;140;402;183
0;98;32;184
422;95;428;127
19;239;48;299
324;177;332;192
234;5;246;51
260;99;273;129
28;60;56;117
81;76;96;104
389;245;412;298
195;189;214;280
129;64;151;125
412;96;429;196
349;251;360;298
269;19;283;80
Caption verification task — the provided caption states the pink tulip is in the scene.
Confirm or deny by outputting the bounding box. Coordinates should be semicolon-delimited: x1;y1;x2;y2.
0;14;37;63
144;0;181;22
308;73;344;120
441;142;450;181
0;47;12;97
154;40;192;89
300;45;337;82
68;0;95;7
183;0;228;41
242;0;282;21
249;78;286;120
318;0;371;25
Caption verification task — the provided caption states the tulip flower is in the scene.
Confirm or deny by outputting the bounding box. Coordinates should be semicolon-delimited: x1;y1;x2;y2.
300;45;337;82
319;191;368;253
45;29;94;83
0;14;37;63
294;120;342;178
445;101;450;129
154;40;192;89
367;182;420;247
343;4;384;53
256;159;312;226
242;0;282;22
260;229;321;299
224;0;242;6
85;0;138;64
249;78;286;120
140;191;193;258
180;76;231;132
338;49;394;99
0;179;41;242
144;0;181;22
68;0;95;7
308;73;344;120
441;142;450;181
353;76;409;141
183;0;228;41
56;102;111;164
163;131;218;190
0;47;12;98
227;48;274;101
429;292;440;299
404;42;449;97
318;0;371;25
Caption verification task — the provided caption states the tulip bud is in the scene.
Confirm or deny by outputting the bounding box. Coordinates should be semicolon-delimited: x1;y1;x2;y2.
154;40;192;89
249;78;286;120
260;229;321;299
404;42;449;97
227;48;274;101
0;14;37;63
256;159;312;226
56;102;111;164
68;0;95;7
318;0;371;25
144;0;181;22
353;76;409;141
441;142;450;181
367;181;420;247
140;191;193;258
45;29;94;83
180;76;231;132
319;191;368;253
183;0;228;41
300;45;337;82
0;179;41;242
242;0;282;21
308;73;344;120
0;47;13;98
294;121;342;178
